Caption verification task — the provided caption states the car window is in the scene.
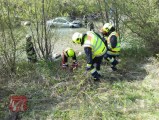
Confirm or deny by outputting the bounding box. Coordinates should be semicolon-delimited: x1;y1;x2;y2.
53;19;58;22
64;17;72;22
59;19;67;23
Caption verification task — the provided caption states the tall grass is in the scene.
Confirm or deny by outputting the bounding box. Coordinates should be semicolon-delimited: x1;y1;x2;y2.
1;32;159;120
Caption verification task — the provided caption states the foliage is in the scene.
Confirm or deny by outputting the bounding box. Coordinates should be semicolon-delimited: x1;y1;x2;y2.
0;0;159;119
115;0;159;52
0;0;27;74
94;0;159;53
1;43;159;119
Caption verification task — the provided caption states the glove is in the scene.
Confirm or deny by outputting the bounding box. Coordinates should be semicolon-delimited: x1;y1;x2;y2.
72;61;78;68
62;63;68;68
86;64;93;71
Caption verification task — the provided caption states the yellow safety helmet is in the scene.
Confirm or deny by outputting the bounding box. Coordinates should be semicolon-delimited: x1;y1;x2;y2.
72;32;82;44
66;48;75;57
102;23;113;33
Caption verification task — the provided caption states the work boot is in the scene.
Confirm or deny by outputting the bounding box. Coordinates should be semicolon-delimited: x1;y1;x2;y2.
111;66;117;71
111;59;118;71
92;71;100;82
62;63;68;69
112;59;119;66
97;71;102;78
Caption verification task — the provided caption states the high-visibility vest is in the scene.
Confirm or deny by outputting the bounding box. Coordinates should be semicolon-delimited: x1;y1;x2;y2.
83;31;107;58
63;48;74;57
107;31;121;53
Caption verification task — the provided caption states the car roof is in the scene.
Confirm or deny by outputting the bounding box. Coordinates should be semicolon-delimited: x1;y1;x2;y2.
55;17;72;21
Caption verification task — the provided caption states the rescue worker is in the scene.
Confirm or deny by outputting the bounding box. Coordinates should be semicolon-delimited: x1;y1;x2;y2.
83;15;88;28
72;31;107;81
62;47;78;69
89;21;94;31
26;35;37;63
101;23;121;71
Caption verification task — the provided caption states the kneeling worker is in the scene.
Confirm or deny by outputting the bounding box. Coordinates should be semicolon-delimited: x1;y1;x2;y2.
62;47;78;69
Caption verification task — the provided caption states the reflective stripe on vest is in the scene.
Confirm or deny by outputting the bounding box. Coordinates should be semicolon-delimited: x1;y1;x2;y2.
107;32;121;52
83;31;106;58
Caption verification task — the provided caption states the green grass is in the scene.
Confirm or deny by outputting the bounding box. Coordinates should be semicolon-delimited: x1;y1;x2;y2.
12;56;159;119
1;37;159;120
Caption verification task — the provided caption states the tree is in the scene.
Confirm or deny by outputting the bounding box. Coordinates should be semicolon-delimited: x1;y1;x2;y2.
116;0;159;52
95;0;159;52
0;0;24;75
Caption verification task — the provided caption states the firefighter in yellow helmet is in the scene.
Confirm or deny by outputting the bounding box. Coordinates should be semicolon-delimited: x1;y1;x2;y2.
62;47;78;69
101;23;121;71
72;31;107;81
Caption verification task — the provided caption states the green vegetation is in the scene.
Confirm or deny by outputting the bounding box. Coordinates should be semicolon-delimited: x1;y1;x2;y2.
0;0;159;119
1;36;159;119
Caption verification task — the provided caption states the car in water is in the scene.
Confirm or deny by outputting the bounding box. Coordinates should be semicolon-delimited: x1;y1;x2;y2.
46;17;82;28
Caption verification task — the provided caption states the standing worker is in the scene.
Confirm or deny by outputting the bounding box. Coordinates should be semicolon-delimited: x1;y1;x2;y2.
62;47;78;69
26;35;37;63
83;15;88;28
72;31;107;81
88;21;94;31
101;23;121;71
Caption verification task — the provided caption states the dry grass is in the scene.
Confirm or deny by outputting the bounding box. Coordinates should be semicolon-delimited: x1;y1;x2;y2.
1;30;159;120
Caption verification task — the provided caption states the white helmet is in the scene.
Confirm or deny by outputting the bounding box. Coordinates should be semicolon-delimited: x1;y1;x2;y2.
72;32;82;44
102;23;113;33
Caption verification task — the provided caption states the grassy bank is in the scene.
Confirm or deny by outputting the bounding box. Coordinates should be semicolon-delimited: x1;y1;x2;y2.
0;35;159;120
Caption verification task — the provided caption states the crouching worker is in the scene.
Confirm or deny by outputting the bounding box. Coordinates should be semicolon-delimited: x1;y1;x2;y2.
72;31;107;81
101;23;121;71
62;48;78;69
